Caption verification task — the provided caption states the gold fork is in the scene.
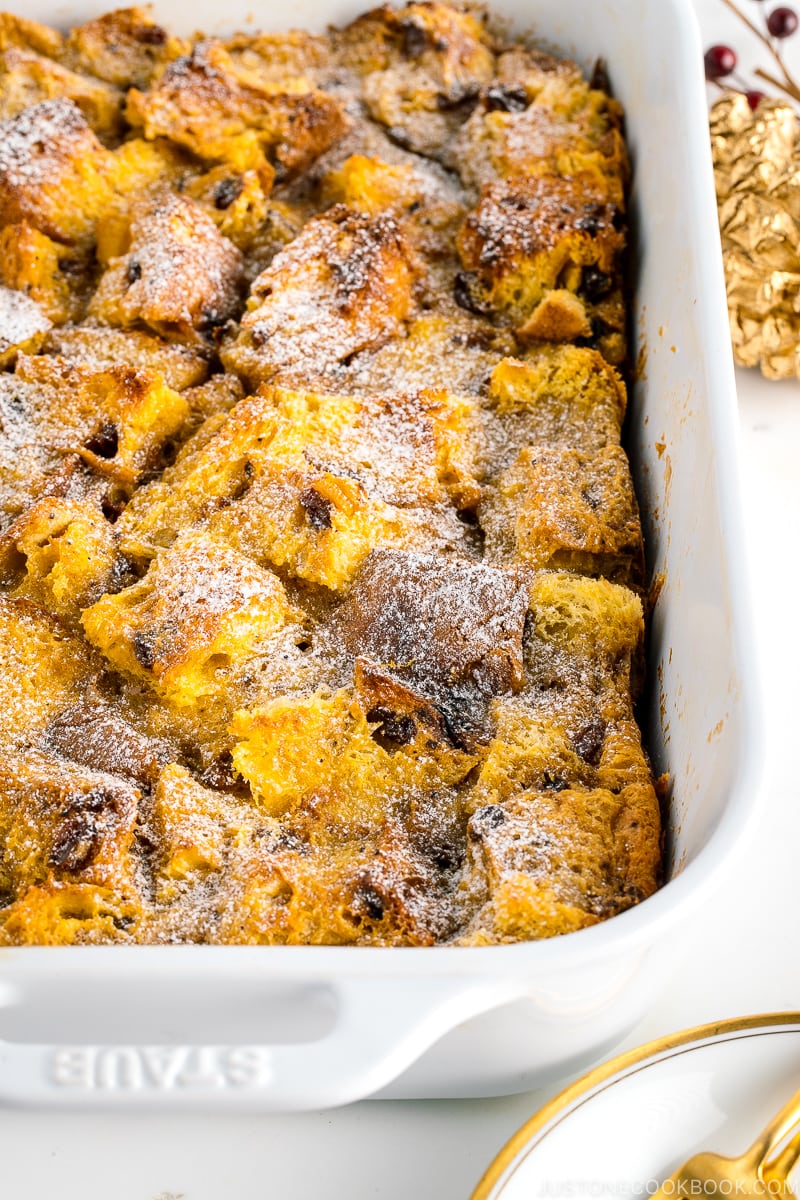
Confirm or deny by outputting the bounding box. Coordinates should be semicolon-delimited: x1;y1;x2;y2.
650;1084;800;1197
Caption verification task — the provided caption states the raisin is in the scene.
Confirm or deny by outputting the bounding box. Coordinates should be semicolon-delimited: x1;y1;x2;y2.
132;631;157;671
136;23;167;45
590;58;611;93
127;259;142;283
436;83;481;114
49;789;113;872
299;486;333;531
575;214;600;236
367;706;417;747
485;84;528;113
573;719;607;766
400;19;428;58
469;804;506;839
84;422;119;459
213;177;244;210
454;271;491;316
582;267;613;302
356;885;385;921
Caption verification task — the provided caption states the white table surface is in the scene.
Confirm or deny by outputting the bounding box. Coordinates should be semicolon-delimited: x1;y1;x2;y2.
4;2;800;1196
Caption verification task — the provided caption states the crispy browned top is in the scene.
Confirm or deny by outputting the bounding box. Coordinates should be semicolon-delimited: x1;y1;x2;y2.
0;2;659;948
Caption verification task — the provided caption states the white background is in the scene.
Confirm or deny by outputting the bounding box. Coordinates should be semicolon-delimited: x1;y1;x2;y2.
3;1;800;1195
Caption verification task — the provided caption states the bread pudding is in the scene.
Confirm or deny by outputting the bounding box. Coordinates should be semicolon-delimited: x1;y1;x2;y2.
0;2;661;946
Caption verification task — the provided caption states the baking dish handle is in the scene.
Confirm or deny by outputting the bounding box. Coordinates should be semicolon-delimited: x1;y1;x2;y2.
0;976;522;1111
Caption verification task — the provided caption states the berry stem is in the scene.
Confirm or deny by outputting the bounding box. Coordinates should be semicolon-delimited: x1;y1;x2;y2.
718;0;800;97
753;64;800;102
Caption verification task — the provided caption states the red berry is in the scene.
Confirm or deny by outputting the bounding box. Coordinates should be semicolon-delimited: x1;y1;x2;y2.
767;6;799;36
746;89;766;108
704;44;738;79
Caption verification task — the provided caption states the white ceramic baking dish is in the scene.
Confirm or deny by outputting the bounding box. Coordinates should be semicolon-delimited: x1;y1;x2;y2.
0;0;765;1111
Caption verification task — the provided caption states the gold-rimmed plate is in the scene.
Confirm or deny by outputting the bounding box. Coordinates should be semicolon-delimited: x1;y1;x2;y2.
472;1014;800;1199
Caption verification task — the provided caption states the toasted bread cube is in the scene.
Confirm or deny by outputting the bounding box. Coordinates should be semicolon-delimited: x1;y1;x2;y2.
480;444;644;583
231;687;476;820
241;384;481;509
0;284;50;365
0;881;140;945
346;309;516;394
214;821;458;946
89;189;244;344
64;6;187;89
214;463;414;591
43;326;211;391
469;683;652;808
149;764;265;902
321;153;465;264
126;40;347;181
206;466;476;592
0;98;115;245
332;549;528;695
322;153;423;215
527;571;644;694
0;357;183;526
191;386;474;588
222;28;332;85
484;349;625;468
456;175;624;340
0;749;141;901
469;698;595;807
329;549;529;747
0;373;66;524
3;497;117;620
181;163;273;251
452;51;628;201
12;354;190;489
82;531;301;707
461;782;660;941
335;4;493;156
223;206;417;386
43;697;173;788
211;839;361;946
0;596;99;748
0;45;124;143
110;135;190;203
118;384;478;586
335;3;494;83
0;222;85;323
116;392;280;555
152;764;246;881
0;13;64;58
593;689;654;791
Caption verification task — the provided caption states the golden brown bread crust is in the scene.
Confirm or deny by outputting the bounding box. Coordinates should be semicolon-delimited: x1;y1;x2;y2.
126;39;348;181
0;3;659;947
82;531;302;707
479;443;645;584
460;781;660;942
89;189;245;343
0;98;115;245
222;206;419;386
62;7;187;90
0;222;87;323
456;174;626;359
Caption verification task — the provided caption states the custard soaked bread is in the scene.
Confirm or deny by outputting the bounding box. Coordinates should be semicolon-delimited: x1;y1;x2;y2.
0;3;660;945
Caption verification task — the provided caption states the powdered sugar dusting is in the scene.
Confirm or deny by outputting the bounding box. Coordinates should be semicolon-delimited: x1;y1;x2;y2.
0;285;51;352
0;3;653;949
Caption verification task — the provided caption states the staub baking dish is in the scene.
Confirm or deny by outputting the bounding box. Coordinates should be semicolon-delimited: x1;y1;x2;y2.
0;0;764;1109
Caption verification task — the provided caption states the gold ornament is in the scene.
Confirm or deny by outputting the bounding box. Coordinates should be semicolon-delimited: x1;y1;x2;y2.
710;92;800;380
